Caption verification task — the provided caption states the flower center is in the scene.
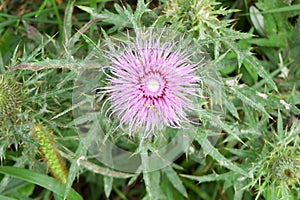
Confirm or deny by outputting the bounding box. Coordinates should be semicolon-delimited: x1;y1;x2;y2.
146;79;160;92
141;73;166;97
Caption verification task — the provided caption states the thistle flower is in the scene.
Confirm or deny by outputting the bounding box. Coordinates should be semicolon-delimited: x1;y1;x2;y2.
103;28;203;138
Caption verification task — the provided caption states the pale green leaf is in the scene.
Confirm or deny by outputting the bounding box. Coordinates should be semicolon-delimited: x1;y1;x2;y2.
181;171;236;183
249;6;266;36
195;136;251;177
163;166;187;198
0;195;16;200
64;144;87;200
228;85;270;117
104;176;113;198
141;146;164;200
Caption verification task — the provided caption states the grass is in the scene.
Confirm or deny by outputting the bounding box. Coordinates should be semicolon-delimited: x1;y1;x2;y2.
0;0;299;199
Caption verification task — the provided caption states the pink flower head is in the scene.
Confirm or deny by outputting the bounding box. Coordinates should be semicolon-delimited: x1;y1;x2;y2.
103;28;202;137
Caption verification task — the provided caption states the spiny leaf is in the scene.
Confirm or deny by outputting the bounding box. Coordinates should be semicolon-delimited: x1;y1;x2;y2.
163;166;187;198
223;39;278;91
228;85;270;117
99;4;132;33
181;171;236;183
195;136;251;177
141;145;164;200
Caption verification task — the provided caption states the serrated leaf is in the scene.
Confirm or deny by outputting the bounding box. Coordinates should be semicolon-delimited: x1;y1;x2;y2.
128;174;139;185
195;136;251;177
99;4;132;33
223;97;239;119
223;39;278;91
133;0;151;27
199;110;243;143
163;166;187;198
224;148;257;160
161;173;184;200
198;33;253;46
181;171;236;184
228;85;270;117
142;170;163;200
141;146;164;200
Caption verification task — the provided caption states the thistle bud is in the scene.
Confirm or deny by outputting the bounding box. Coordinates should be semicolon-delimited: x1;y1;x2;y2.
0;75;21;118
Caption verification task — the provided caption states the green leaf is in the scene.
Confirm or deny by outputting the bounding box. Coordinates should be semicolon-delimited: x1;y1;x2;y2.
0;195;16;200
249;6;266;36
76;5;97;16
64;143;87;200
228;85;270;117
241;62;259;84
259;4;300;14
163;166;187;198
99;4;132;33
35;0;49;18
223;95;239;119
63;0;75;44
17;183;35;197
181;171;236;183
199;110;243;143
161;172;184;200
195;136;251;177
223;39;278;91
142;170;163;200
104;176;113;198
0;166;83;200
277;111;284;138
289;18;300;63
133;0;151;27
141;145;164;200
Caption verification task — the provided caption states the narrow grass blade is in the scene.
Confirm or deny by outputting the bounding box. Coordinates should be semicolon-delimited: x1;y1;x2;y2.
0;166;83;200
